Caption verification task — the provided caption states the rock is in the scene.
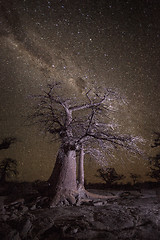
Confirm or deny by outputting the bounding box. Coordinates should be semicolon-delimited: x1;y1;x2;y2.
30;204;37;210
93;200;104;206
39;225;63;240
119;191;131;198
10;213;18;220
18;205;29;214
9;198;25;206
0;222;20;240
81;199;94;206
20;219;32;239
71;227;78;234
0;196;7;207
6;229;21;240
0;205;6;215
1;214;10;221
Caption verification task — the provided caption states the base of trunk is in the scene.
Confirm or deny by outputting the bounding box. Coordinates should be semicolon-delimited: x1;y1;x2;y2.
49;188;78;207
48;187;118;207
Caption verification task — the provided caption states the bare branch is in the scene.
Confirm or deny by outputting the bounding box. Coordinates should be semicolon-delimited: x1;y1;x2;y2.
69;95;106;112
29;81;145;163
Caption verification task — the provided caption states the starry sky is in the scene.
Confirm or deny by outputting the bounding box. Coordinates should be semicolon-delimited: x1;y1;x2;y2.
0;0;160;183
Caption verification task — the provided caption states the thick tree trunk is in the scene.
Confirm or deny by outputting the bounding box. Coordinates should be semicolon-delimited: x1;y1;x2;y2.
78;146;85;187
48;145;78;206
47;145;118;207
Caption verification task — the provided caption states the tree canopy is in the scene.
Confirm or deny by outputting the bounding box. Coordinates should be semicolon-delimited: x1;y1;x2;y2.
30;82;144;163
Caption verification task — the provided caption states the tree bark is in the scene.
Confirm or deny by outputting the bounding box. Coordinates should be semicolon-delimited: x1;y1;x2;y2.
78;146;85;187
48;145;77;206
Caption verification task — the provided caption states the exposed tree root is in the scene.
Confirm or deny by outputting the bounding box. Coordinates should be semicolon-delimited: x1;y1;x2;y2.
84;189;119;200
49;189;78;207
48;187;119;208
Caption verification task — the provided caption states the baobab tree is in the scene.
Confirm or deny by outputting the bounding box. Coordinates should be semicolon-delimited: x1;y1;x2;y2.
0;158;18;183
30;82;144;206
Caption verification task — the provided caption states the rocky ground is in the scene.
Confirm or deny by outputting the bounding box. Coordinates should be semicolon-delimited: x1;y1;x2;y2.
0;183;160;240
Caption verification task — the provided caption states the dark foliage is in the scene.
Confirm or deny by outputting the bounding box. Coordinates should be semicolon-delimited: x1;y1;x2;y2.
96;167;125;186
148;154;160;182
0;158;19;183
130;173;141;185
0;137;18;182
148;132;160;182
0;137;16;150
151;132;160;148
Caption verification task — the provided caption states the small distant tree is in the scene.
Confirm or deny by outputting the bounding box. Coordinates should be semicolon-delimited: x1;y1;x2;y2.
0;137;16;150
151;132;160;148
148;155;160;181
97;167;125;186
0;137;18;183
0;158;19;183
148;132;160;182
130;173;141;185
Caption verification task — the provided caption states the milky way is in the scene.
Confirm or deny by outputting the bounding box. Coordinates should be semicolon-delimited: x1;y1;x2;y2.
0;0;160;183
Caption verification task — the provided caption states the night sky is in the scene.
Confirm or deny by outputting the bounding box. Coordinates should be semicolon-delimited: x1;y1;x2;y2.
0;0;160;183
